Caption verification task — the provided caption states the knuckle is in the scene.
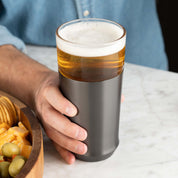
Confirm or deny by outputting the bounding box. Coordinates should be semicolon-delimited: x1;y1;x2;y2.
59;101;68;114
42;108;51;122
45;127;51;138
61;137;77;152
65;140;72;150
43;86;51;98
65;122;78;138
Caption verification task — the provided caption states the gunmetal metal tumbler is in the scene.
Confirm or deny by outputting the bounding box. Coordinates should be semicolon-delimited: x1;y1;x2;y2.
56;18;126;162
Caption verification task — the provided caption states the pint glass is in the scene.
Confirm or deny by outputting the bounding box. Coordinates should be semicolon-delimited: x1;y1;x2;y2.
56;18;126;161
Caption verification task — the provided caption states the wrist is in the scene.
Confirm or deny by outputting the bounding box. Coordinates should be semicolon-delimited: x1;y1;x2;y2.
0;45;57;111
32;70;59;118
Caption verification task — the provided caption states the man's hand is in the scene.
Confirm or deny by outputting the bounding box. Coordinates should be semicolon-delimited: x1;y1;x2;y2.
0;45;87;164
34;71;87;164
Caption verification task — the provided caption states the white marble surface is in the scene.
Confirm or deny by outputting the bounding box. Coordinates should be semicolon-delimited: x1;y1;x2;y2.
27;45;178;178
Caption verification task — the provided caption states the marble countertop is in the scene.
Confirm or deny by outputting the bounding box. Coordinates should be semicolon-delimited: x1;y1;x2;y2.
27;45;178;178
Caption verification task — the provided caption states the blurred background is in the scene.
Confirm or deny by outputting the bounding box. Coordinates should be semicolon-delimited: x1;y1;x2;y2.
157;0;174;72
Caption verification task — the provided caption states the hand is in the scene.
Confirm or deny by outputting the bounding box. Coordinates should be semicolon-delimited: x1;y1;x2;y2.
0;45;87;164
34;71;87;164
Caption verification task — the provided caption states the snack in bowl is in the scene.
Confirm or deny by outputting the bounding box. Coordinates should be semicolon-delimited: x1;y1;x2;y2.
0;93;43;178
0;122;32;158
0;96;32;178
0;143;27;178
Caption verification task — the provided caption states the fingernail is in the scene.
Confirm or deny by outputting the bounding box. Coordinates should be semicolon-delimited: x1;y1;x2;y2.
66;106;77;116
77;144;87;155
67;153;75;164
76;129;87;141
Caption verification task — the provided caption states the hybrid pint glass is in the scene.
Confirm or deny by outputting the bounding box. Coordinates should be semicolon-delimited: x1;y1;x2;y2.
56;18;126;161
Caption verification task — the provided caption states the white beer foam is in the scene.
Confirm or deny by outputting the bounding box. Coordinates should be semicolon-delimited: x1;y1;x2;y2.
56;21;126;57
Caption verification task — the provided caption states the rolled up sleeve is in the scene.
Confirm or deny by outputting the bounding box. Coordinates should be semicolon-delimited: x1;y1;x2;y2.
0;25;26;53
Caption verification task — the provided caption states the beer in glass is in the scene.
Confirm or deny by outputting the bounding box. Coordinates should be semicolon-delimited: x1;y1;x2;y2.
56;18;126;161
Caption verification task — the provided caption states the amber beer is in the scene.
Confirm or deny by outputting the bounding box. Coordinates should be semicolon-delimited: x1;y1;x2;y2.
56;19;126;82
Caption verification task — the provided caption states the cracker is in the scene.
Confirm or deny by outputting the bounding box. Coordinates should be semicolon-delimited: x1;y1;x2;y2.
0;103;7;124
0;96;18;126
1;96;17;123
0;101;12;126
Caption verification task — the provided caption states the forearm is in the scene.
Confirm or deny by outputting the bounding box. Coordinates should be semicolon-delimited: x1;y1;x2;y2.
0;45;53;109
0;45;88;164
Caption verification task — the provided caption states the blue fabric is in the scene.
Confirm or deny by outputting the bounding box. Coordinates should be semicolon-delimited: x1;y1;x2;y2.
0;0;168;70
0;25;26;52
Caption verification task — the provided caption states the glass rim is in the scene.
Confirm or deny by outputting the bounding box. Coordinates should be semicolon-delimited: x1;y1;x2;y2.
56;18;126;47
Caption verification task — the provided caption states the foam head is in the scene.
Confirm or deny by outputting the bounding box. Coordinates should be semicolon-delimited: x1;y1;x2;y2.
56;19;126;57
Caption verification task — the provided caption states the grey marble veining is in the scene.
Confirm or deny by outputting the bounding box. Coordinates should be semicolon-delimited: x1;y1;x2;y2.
27;45;178;178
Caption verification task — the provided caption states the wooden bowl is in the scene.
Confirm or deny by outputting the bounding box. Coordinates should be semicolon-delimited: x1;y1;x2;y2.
0;91;44;178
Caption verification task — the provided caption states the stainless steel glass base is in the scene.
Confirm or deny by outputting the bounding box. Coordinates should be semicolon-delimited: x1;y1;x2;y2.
59;72;123;162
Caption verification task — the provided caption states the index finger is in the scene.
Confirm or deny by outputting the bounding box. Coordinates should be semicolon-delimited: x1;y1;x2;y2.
43;86;77;117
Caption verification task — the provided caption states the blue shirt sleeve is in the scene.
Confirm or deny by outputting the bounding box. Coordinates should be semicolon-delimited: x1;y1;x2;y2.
0;25;26;52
